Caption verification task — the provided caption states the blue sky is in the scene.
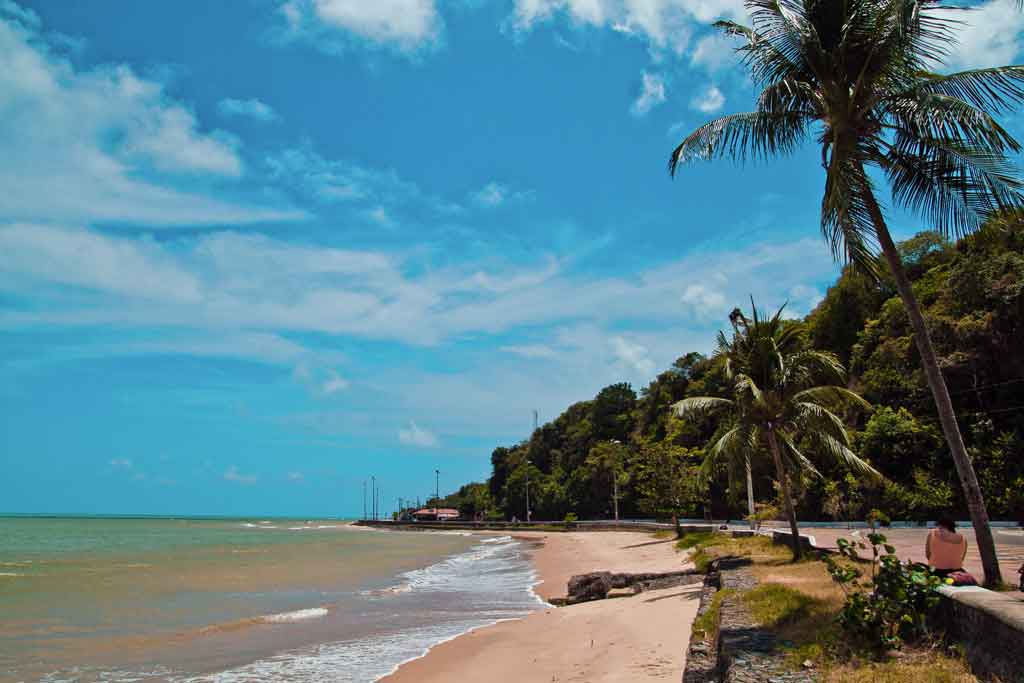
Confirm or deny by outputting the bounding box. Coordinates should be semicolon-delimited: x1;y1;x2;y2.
2;0;1022;517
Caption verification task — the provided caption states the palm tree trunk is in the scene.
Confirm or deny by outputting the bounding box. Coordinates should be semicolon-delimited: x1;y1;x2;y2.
766;428;802;560
746;457;756;530
865;191;1003;586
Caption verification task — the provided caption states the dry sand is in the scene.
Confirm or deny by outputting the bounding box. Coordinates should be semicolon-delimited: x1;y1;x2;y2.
381;530;700;683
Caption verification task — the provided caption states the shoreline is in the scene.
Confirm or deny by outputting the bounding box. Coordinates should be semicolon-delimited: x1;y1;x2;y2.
379;530;700;683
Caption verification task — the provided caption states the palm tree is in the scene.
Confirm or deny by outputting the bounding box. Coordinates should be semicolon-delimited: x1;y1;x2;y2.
675;303;879;559
668;0;1023;584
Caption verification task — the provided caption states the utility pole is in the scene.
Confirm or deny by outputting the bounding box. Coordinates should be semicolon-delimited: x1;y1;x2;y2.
434;469;440;510
363;480;367;521
525;459;531;523
371;476;376;521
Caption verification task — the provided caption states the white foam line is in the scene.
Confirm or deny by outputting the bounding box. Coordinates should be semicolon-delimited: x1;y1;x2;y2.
371;616;526;683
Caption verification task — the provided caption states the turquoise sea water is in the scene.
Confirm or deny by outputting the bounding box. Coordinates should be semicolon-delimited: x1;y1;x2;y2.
0;517;544;682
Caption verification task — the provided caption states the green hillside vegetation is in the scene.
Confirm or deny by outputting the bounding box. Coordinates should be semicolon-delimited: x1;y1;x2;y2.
438;220;1024;524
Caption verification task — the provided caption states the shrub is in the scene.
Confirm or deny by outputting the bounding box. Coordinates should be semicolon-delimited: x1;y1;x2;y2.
563;512;578;523
824;531;946;652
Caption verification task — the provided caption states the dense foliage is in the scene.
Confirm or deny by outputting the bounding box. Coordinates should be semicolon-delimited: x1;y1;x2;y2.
445;223;1024;523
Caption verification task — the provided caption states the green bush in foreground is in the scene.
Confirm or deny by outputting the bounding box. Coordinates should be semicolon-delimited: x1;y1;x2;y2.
824;532;946;652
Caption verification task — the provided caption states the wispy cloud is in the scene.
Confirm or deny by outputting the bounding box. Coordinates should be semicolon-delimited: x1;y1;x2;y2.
0;6;303;227
631;71;666;117
511;0;746;57
109;458;133;468
689;83;724;113
609;336;655;375
943;0;1024;70
224;465;257;484
470;181;532;208
0;224;837;353
217;97;279;123
398;421;439;448
267;143;463;216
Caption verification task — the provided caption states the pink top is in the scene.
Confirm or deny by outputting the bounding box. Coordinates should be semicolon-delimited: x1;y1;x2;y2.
926;528;967;570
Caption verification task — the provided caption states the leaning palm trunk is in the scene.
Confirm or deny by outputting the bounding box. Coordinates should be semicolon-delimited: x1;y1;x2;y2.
866;192;1003;585
766;429;802;560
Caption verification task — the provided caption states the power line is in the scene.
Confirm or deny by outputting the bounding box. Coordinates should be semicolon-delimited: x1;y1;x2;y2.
949;378;1024;397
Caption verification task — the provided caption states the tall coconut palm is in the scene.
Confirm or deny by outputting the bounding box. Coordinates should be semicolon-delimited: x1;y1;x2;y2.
675;303;879;559
668;0;1023;584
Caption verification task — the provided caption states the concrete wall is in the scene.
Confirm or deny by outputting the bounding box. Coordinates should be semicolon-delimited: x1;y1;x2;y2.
932;585;1024;682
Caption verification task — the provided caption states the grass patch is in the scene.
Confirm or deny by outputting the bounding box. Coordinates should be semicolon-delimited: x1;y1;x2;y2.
821;659;977;682
692;588;735;640
651;529;676;540
743;583;819;628
676;531;716;550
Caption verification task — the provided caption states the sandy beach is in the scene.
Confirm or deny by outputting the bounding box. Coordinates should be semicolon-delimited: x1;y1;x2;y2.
382;530;700;683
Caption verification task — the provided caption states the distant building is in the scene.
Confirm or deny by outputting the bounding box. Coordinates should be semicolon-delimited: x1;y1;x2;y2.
412;507;460;522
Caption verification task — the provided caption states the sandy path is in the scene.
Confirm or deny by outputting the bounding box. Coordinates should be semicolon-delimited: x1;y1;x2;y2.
381;531;700;683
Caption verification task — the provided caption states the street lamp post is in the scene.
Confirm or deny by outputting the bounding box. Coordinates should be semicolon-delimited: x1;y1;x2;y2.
435;469;440;510
525;459;531;523
363;480;367;521
371;476;376;521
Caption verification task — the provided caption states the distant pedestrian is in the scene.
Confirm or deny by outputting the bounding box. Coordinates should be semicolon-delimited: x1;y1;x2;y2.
925;516;967;578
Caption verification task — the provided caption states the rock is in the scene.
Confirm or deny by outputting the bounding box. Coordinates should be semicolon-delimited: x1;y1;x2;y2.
567;571;613;603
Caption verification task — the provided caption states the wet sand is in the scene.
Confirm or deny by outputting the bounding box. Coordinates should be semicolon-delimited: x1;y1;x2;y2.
382;530;700;683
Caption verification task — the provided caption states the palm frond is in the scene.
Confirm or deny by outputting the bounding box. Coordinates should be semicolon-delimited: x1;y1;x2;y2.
673;396;734;419
903;66;1024;115
668;111;809;175
884;134;1024;238
816;432;883;479
793;385;872;411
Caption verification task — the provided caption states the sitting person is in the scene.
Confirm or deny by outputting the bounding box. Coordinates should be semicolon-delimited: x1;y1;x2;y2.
925;516;967;577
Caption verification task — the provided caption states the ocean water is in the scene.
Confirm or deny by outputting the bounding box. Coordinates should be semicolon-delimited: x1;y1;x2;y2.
0;517;545;682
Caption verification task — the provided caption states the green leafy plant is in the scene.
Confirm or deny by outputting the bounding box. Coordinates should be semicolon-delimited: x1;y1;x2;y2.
563;512;578;523
824;531;946;652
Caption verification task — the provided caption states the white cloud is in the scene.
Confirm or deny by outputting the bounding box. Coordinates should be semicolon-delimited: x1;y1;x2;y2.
109;458;133;468
609;336;655;375
0;8;302;227
690;33;736;72
267;144;462;215
499;344;559;359
0;223;837;360
512;0;746;56
690;83;724;113
287;471;305;481
224;465;257;484
631;71;666;116
470;181;532;208
944;0;1024;70
680;282;727;318
277;0;442;53
217;97;279;123
320;370;350;395
398;420;440;447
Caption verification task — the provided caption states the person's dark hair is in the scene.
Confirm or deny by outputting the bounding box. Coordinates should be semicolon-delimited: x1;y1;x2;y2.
936;516;956;532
